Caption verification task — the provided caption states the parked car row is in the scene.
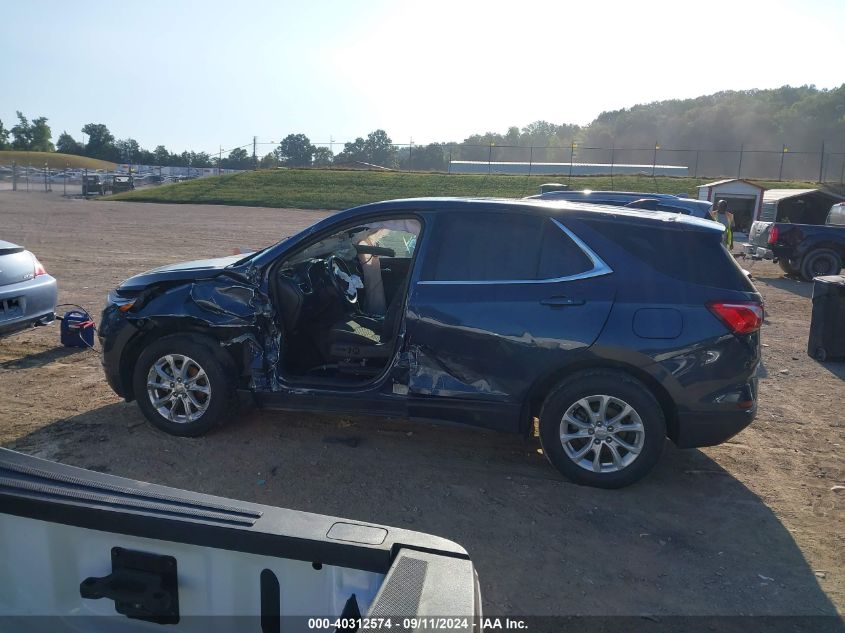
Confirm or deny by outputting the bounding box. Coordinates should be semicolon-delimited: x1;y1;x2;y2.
0;166;199;188
82;174;136;196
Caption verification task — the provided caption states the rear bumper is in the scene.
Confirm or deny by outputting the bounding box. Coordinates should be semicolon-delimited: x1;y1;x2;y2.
0;311;55;336
0;274;57;337
741;243;773;260
674;399;757;448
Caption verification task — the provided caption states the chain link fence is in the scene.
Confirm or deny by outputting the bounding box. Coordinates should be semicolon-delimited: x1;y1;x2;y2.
312;142;844;183
0;162;244;195
3;142;843;193
249;139;844;183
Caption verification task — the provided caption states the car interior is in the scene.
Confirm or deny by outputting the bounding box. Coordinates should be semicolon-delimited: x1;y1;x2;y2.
269;217;421;383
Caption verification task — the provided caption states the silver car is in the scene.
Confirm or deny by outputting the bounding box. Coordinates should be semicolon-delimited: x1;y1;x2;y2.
0;240;57;337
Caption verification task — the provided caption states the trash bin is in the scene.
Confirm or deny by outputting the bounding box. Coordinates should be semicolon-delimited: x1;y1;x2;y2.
807;275;845;361
540;183;569;194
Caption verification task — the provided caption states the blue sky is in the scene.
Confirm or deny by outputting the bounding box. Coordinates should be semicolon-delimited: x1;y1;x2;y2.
2;0;843;154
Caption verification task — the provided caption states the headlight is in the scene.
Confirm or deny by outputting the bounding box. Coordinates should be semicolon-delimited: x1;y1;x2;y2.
107;289;137;312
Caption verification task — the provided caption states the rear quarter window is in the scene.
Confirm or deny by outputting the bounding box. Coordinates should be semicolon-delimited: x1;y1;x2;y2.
585;220;754;291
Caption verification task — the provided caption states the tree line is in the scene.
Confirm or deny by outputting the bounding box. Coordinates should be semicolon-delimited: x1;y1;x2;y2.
2;84;843;173
0;113;227;168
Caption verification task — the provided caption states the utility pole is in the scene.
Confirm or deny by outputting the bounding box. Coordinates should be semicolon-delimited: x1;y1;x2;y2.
218;146;222;175
652;143;659;177
253;136;257;169
737;143;744;179
609;145;615;188
779;145;787;181
528;145;533;177
568;141;576;183
818;141;825;183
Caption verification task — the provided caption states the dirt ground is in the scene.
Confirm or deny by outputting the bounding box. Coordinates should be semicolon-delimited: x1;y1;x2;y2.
0;190;843;618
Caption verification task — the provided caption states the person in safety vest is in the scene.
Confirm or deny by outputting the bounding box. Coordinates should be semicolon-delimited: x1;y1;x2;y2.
710;199;734;249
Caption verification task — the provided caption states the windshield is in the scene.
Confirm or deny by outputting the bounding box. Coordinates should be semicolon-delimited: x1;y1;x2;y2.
227;235;293;267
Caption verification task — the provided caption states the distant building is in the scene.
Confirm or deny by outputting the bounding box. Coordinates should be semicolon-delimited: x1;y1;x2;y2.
449;161;689;177
696;179;766;231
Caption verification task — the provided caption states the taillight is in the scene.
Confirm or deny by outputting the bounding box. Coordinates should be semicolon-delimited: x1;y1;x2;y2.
767;225;779;245
707;302;764;335
31;253;47;277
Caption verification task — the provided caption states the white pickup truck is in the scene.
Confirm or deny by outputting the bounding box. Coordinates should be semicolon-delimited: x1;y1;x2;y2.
0;449;482;630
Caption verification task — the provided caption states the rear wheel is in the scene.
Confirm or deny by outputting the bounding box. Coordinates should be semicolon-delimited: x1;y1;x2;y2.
801;249;842;281
777;259;800;276
539;370;666;488
133;335;237;436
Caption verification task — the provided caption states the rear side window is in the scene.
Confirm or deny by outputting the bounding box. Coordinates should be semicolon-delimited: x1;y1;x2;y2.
424;212;592;282
585;220;754;290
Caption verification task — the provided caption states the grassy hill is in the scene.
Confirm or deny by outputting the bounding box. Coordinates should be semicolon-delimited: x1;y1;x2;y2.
110;168;819;210
0;150;117;170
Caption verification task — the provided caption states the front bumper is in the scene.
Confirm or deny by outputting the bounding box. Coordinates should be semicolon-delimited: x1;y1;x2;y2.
98;303;137;399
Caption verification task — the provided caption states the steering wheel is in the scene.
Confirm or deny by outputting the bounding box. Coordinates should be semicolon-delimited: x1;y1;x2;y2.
326;255;358;306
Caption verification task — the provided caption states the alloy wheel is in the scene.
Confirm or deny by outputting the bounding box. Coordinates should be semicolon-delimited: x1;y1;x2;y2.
559;394;645;473
146;353;211;424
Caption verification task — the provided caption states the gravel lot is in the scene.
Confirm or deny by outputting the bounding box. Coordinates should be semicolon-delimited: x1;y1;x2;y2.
0;190;843;618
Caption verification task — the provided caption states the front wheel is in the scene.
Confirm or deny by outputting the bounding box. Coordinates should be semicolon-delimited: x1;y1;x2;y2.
132;335;237;436
538;370;666;488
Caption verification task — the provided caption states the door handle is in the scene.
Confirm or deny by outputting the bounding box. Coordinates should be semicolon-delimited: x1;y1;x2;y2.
540;296;585;307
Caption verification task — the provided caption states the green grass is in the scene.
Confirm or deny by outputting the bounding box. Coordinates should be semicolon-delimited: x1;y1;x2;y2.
0;150;117;170
109;168;820;211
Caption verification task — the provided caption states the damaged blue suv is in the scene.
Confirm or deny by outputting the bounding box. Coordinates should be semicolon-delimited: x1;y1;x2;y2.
100;198;762;487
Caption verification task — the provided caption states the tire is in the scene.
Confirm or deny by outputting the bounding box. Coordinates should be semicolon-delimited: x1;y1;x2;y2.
800;249;843;281
777;259;800;276
538;370;666;489
132;334;238;437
